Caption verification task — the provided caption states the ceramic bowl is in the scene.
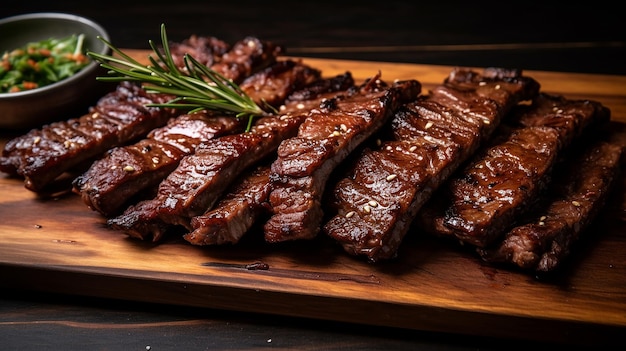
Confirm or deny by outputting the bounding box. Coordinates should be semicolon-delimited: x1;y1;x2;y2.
0;12;113;130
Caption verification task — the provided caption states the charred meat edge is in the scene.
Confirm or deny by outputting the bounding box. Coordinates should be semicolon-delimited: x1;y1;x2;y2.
108;72;356;242
264;74;422;243
418;93;611;248
323;68;541;261
72;59;318;216
478;140;623;272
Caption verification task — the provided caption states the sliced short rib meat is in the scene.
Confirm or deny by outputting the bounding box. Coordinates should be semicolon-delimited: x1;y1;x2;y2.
185;164;272;245
0;81;177;193
428;67;539;141
108;73;356;241
323;68;540;261
418;93;611;248
510;93;611;144
478;141;623;272
264;75;422;243
166;35;230;69
72;59;319;217
208;36;282;83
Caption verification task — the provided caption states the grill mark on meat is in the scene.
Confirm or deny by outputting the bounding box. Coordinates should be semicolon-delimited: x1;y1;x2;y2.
108;73;356;241
185;164;272;245
264;75;422;243
418;93;611;248
72;59;318;217
477;141;623;272
0;36;278;193
323;68;540;261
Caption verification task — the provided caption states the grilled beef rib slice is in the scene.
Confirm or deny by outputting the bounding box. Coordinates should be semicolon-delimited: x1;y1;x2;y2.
323;67;541;261
166;35;230;69
263;75;422;243
478;140;623;272
418;93;611;248
0;81;177;193
72;59;319;217
208;36;282;83
108;72;356;241
185;164;272;245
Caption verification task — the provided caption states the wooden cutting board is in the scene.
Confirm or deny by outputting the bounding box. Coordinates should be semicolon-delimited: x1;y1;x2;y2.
1;54;625;346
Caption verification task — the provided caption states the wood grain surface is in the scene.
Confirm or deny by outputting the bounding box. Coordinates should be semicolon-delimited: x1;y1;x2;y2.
1;54;625;346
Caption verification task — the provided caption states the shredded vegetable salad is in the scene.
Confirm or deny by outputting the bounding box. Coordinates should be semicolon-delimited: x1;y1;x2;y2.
0;34;90;93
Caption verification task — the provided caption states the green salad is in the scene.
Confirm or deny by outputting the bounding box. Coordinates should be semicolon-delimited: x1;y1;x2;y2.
0;34;90;93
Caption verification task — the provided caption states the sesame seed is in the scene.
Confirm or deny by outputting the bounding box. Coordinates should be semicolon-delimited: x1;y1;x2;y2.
340;124;348;131
33;136;41;144
123;166;135;172
424;121;433;129
538;221;545;226
345;211;356;218
296;103;305;109
495;84;501;90
386;174;397;181
409;145;417;152
152;157;160;164
539;215;547;221
363;205;371;213
332;130;341;137
368;200;378;207
479;81;486;86
385;145;392;151
63;140;72;148
572;200;581;207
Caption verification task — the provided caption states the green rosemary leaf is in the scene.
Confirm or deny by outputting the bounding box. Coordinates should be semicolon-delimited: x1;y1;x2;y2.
87;23;267;131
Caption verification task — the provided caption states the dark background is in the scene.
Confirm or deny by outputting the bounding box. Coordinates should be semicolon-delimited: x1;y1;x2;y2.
3;0;625;75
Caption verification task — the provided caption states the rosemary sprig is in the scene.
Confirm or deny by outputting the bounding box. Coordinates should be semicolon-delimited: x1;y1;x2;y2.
86;24;267;131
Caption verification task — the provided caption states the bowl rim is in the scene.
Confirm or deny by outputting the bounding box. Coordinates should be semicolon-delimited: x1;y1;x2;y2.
0;12;111;98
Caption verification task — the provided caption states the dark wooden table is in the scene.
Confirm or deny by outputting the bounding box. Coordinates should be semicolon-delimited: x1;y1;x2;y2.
2;1;625;350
